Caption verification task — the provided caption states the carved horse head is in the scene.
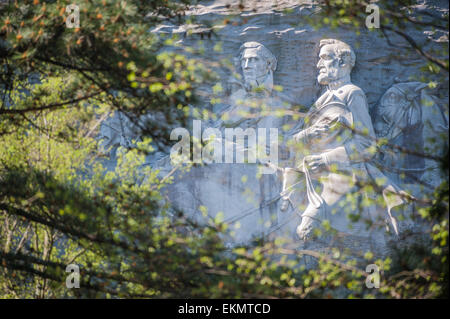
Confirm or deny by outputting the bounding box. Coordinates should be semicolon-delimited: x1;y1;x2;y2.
373;82;429;183
374;82;427;140
374;82;448;184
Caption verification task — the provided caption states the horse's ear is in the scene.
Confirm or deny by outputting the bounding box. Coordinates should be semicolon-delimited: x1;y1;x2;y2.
407;100;422;127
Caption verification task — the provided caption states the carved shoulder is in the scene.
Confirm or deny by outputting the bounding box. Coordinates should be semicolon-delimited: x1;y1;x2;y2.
339;84;367;105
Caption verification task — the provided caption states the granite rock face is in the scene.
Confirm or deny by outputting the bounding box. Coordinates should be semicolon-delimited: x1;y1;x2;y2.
100;0;449;254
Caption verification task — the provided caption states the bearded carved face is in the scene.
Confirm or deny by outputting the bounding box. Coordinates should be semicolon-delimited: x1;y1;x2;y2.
316;44;350;85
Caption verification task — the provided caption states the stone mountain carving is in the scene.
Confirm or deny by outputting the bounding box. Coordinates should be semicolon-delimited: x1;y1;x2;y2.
279;39;412;243
96;36;447;253
155;41;294;244
99;111;139;153
214;41;289;131
99;109;170;159
373;82;449;188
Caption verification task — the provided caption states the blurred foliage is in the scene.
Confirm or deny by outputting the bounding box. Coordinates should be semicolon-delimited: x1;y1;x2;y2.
0;0;448;299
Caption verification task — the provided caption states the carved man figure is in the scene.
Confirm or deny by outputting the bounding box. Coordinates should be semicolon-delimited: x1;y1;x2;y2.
289;39;409;240
218;41;286;131
157;42;292;245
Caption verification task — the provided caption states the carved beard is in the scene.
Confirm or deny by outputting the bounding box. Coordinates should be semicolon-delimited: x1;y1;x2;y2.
317;60;351;85
317;67;339;85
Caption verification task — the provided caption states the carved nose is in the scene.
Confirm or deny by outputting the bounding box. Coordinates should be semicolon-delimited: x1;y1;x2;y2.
244;59;250;68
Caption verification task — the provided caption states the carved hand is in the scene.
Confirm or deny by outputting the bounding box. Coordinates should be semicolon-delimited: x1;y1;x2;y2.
294;123;330;142
304;154;327;172
309;123;330;138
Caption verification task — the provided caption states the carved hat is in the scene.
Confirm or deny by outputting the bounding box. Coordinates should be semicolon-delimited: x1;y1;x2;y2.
239;41;277;72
